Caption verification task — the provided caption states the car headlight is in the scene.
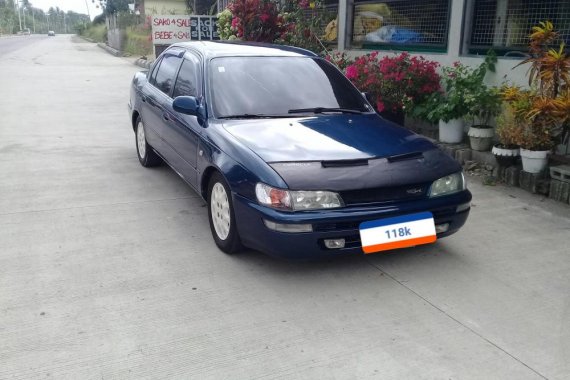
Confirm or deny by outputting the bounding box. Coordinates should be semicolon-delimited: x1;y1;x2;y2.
255;183;343;211
429;172;466;197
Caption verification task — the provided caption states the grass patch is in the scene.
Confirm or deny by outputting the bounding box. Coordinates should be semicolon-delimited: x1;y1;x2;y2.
124;26;152;57
81;24;107;43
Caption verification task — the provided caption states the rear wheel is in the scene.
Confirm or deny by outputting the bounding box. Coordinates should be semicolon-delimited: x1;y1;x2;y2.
207;172;242;254
135;117;161;167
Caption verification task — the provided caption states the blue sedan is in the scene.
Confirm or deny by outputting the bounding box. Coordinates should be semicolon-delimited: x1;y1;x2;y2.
128;41;471;259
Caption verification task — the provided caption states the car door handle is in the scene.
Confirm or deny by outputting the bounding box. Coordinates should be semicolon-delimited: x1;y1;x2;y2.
162;112;170;121
141;95;147;102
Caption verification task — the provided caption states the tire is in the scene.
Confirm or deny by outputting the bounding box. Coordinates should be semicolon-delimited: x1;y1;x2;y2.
135;116;162;167
207;172;242;254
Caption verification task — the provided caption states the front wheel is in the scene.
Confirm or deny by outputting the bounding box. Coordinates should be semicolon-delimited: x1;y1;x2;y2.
135;117;161;167
207;172;242;254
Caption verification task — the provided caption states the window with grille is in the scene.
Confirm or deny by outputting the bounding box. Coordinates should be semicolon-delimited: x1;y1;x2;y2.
468;0;570;56
350;0;451;52
301;2;339;45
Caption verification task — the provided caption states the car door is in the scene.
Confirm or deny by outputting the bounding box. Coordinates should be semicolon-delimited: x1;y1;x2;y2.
140;51;184;168
138;56;165;151
161;53;202;188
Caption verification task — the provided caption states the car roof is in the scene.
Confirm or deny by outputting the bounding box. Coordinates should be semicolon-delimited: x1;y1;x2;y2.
168;41;319;59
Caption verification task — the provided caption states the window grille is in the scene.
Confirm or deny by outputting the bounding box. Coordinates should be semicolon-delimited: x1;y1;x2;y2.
301;3;339;44
469;0;570;55
350;0;451;51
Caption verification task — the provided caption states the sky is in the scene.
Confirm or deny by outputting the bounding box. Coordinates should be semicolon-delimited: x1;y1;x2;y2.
30;0;103;19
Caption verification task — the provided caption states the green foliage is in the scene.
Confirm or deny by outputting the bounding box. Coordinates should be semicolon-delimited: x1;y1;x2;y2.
93;14;106;25
81;23;107;42
496;103;521;148
124;25;152;56
101;0;130;15
500;22;570;150
216;0;334;53
216;8;237;40
424;53;499;123
277;0;334;54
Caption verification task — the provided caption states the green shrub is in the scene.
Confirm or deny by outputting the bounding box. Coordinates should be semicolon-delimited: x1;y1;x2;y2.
124;26;152;56
82;23;107;43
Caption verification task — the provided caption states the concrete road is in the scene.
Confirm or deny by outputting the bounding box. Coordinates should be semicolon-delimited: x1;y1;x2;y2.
0;35;50;58
1;36;569;380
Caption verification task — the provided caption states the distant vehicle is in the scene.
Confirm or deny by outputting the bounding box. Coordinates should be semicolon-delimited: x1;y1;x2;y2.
128;41;471;259
47;31;55;36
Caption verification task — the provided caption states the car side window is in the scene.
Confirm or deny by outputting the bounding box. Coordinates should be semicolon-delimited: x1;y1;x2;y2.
153;55;183;96
148;57;162;85
172;56;200;98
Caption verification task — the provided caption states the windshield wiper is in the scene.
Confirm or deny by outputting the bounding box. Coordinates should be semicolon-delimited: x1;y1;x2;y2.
288;107;365;115
218;114;295;119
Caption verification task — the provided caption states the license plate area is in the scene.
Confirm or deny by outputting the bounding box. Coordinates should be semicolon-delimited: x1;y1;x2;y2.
359;212;436;254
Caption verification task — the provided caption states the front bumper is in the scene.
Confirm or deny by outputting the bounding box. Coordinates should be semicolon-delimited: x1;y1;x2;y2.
233;190;471;259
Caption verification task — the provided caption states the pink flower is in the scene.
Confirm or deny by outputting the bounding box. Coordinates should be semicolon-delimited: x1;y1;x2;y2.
259;13;270;22
345;65;358;79
376;100;385;112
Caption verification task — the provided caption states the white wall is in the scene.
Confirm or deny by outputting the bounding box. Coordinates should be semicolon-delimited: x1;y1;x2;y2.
342;0;531;87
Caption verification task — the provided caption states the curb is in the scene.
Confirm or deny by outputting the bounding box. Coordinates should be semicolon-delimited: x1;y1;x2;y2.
97;42;122;57
77;35;96;43
134;58;154;69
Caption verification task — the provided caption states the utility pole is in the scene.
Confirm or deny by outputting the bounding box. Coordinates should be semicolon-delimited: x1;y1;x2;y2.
83;0;91;20
32;9;35;33
14;0;22;31
17;1;22;31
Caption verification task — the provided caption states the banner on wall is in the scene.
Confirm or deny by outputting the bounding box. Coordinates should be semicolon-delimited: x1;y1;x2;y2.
151;15;219;45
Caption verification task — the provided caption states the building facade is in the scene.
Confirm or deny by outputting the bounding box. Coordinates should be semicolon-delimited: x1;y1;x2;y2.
331;0;570;86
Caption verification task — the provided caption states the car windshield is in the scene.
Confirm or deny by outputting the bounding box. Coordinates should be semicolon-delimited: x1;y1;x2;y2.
209;56;372;118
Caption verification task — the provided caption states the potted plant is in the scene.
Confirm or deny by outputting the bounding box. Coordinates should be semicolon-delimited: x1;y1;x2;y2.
424;63;477;143
492;104;520;167
421;55;498;144
501;21;570;173
467;86;502;151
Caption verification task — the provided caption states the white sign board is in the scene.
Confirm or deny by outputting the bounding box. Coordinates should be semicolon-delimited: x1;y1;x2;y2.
151;15;219;45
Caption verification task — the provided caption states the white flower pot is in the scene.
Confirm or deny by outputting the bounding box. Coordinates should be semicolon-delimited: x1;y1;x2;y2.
468;126;494;151
492;144;519;167
520;148;549;173
439;119;464;143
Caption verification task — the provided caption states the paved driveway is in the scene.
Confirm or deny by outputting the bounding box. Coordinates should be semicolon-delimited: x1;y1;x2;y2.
1;35;569;379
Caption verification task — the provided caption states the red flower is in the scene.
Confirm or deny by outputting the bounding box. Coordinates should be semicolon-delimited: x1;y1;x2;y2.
345;65;358;79
376;100;385;112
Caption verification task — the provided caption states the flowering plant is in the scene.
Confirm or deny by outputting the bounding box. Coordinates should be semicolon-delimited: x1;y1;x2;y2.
277;0;333;54
324;51;354;71
344;52;441;115
217;0;333;53
217;9;238;40
225;0;284;43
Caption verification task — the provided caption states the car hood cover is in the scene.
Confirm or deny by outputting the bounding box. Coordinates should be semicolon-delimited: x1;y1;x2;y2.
222;114;436;162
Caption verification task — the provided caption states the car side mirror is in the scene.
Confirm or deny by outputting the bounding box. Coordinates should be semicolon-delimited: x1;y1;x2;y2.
173;96;207;126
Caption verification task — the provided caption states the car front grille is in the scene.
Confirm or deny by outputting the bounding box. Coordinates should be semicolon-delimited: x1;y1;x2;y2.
312;205;455;233
340;184;430;206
